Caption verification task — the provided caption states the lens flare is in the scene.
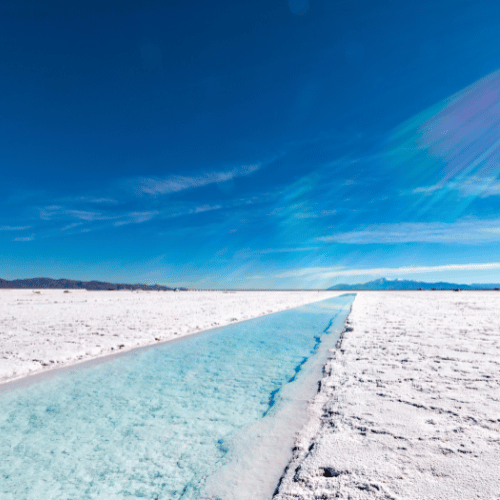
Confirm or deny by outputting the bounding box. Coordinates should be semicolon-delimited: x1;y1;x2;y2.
384;68;500;219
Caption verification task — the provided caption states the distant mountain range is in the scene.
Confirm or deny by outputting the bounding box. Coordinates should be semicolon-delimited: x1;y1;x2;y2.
327;278;500;290
0;277;186;291
2;276;498;291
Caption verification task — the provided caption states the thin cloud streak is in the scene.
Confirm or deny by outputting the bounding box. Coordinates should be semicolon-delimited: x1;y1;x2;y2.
5;158;278;241
60;222;84;231
39;206;118;222
14;235;35;242
317;219;500;244
276;263;500;280
317;263;500;279
114;211;159;226
258;246;320;254
0;226;31;231
295;210;337;219
78;197;119;204
191;204;222;214
412;176;500;198
136;164;262;195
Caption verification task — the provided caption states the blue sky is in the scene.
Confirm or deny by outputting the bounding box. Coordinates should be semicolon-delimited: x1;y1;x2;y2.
3;0;500;288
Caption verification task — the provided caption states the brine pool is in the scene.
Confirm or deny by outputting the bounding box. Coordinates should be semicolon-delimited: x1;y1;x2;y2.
0;294;354;500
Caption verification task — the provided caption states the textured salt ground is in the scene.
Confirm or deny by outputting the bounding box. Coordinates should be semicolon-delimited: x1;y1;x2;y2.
274;291;500;500
0;289;341;385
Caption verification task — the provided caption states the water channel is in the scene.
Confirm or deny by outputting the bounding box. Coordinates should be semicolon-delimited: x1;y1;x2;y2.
0;294;354;499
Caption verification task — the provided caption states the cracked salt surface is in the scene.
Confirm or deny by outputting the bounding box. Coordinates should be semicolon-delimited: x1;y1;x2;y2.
0;295;354;500
274;291;500;500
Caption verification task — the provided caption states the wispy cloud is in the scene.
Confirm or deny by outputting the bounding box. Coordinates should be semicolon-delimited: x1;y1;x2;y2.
276;263;500;280
5;156;275;241
295;209;337;219
158;204;224;221
114;211;159;226
28;198;232;238
191;204;222;214
60;222;84;231
0;225;31;231
412;184;442;195
317;218;500;244
259;246;320;254
14;235;34;242
40;206;117;222
135;164;261;195
411;176;500;198
77;197;119;204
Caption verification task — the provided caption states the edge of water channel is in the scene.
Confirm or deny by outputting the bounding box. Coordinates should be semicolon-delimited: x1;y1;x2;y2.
198;295;356;500
0;293;348;396
0;293;357;500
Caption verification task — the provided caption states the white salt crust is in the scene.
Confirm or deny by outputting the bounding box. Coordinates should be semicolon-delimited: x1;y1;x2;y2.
3;290;499;499
0;289;341;385
274;291;500;500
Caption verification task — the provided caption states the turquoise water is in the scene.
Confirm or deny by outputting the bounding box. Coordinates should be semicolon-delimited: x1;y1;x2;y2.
0;295;354;499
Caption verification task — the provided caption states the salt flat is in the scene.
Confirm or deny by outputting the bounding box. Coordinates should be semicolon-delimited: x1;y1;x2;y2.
0;289;341;385
275;291;500;500
3;289;499;499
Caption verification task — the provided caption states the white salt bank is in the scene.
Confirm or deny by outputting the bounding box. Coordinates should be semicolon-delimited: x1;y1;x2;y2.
0;295;354;500
275;291;500;500
3;289;499;499
0;289;342;385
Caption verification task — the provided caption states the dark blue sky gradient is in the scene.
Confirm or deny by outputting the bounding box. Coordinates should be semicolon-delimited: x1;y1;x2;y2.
3;0;500;287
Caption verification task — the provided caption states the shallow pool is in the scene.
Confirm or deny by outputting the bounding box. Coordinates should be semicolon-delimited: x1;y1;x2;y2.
0;294;354;499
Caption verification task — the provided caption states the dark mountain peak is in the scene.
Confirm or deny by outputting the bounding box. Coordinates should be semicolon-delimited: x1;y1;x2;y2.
0;277;186;291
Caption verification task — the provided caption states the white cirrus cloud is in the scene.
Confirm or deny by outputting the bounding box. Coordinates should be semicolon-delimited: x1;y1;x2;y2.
60;222;84;231
316;219;500;244
295;209;337;219
39;206;117;222
258;247;321;254
114;211;159;226
275;262;500;280
412;176;500;198
191;204;222;214
162;204;223;220
136;164;261;195
0;225;31;231
317;263;500;279
80;197;119;204
14;235;35;242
